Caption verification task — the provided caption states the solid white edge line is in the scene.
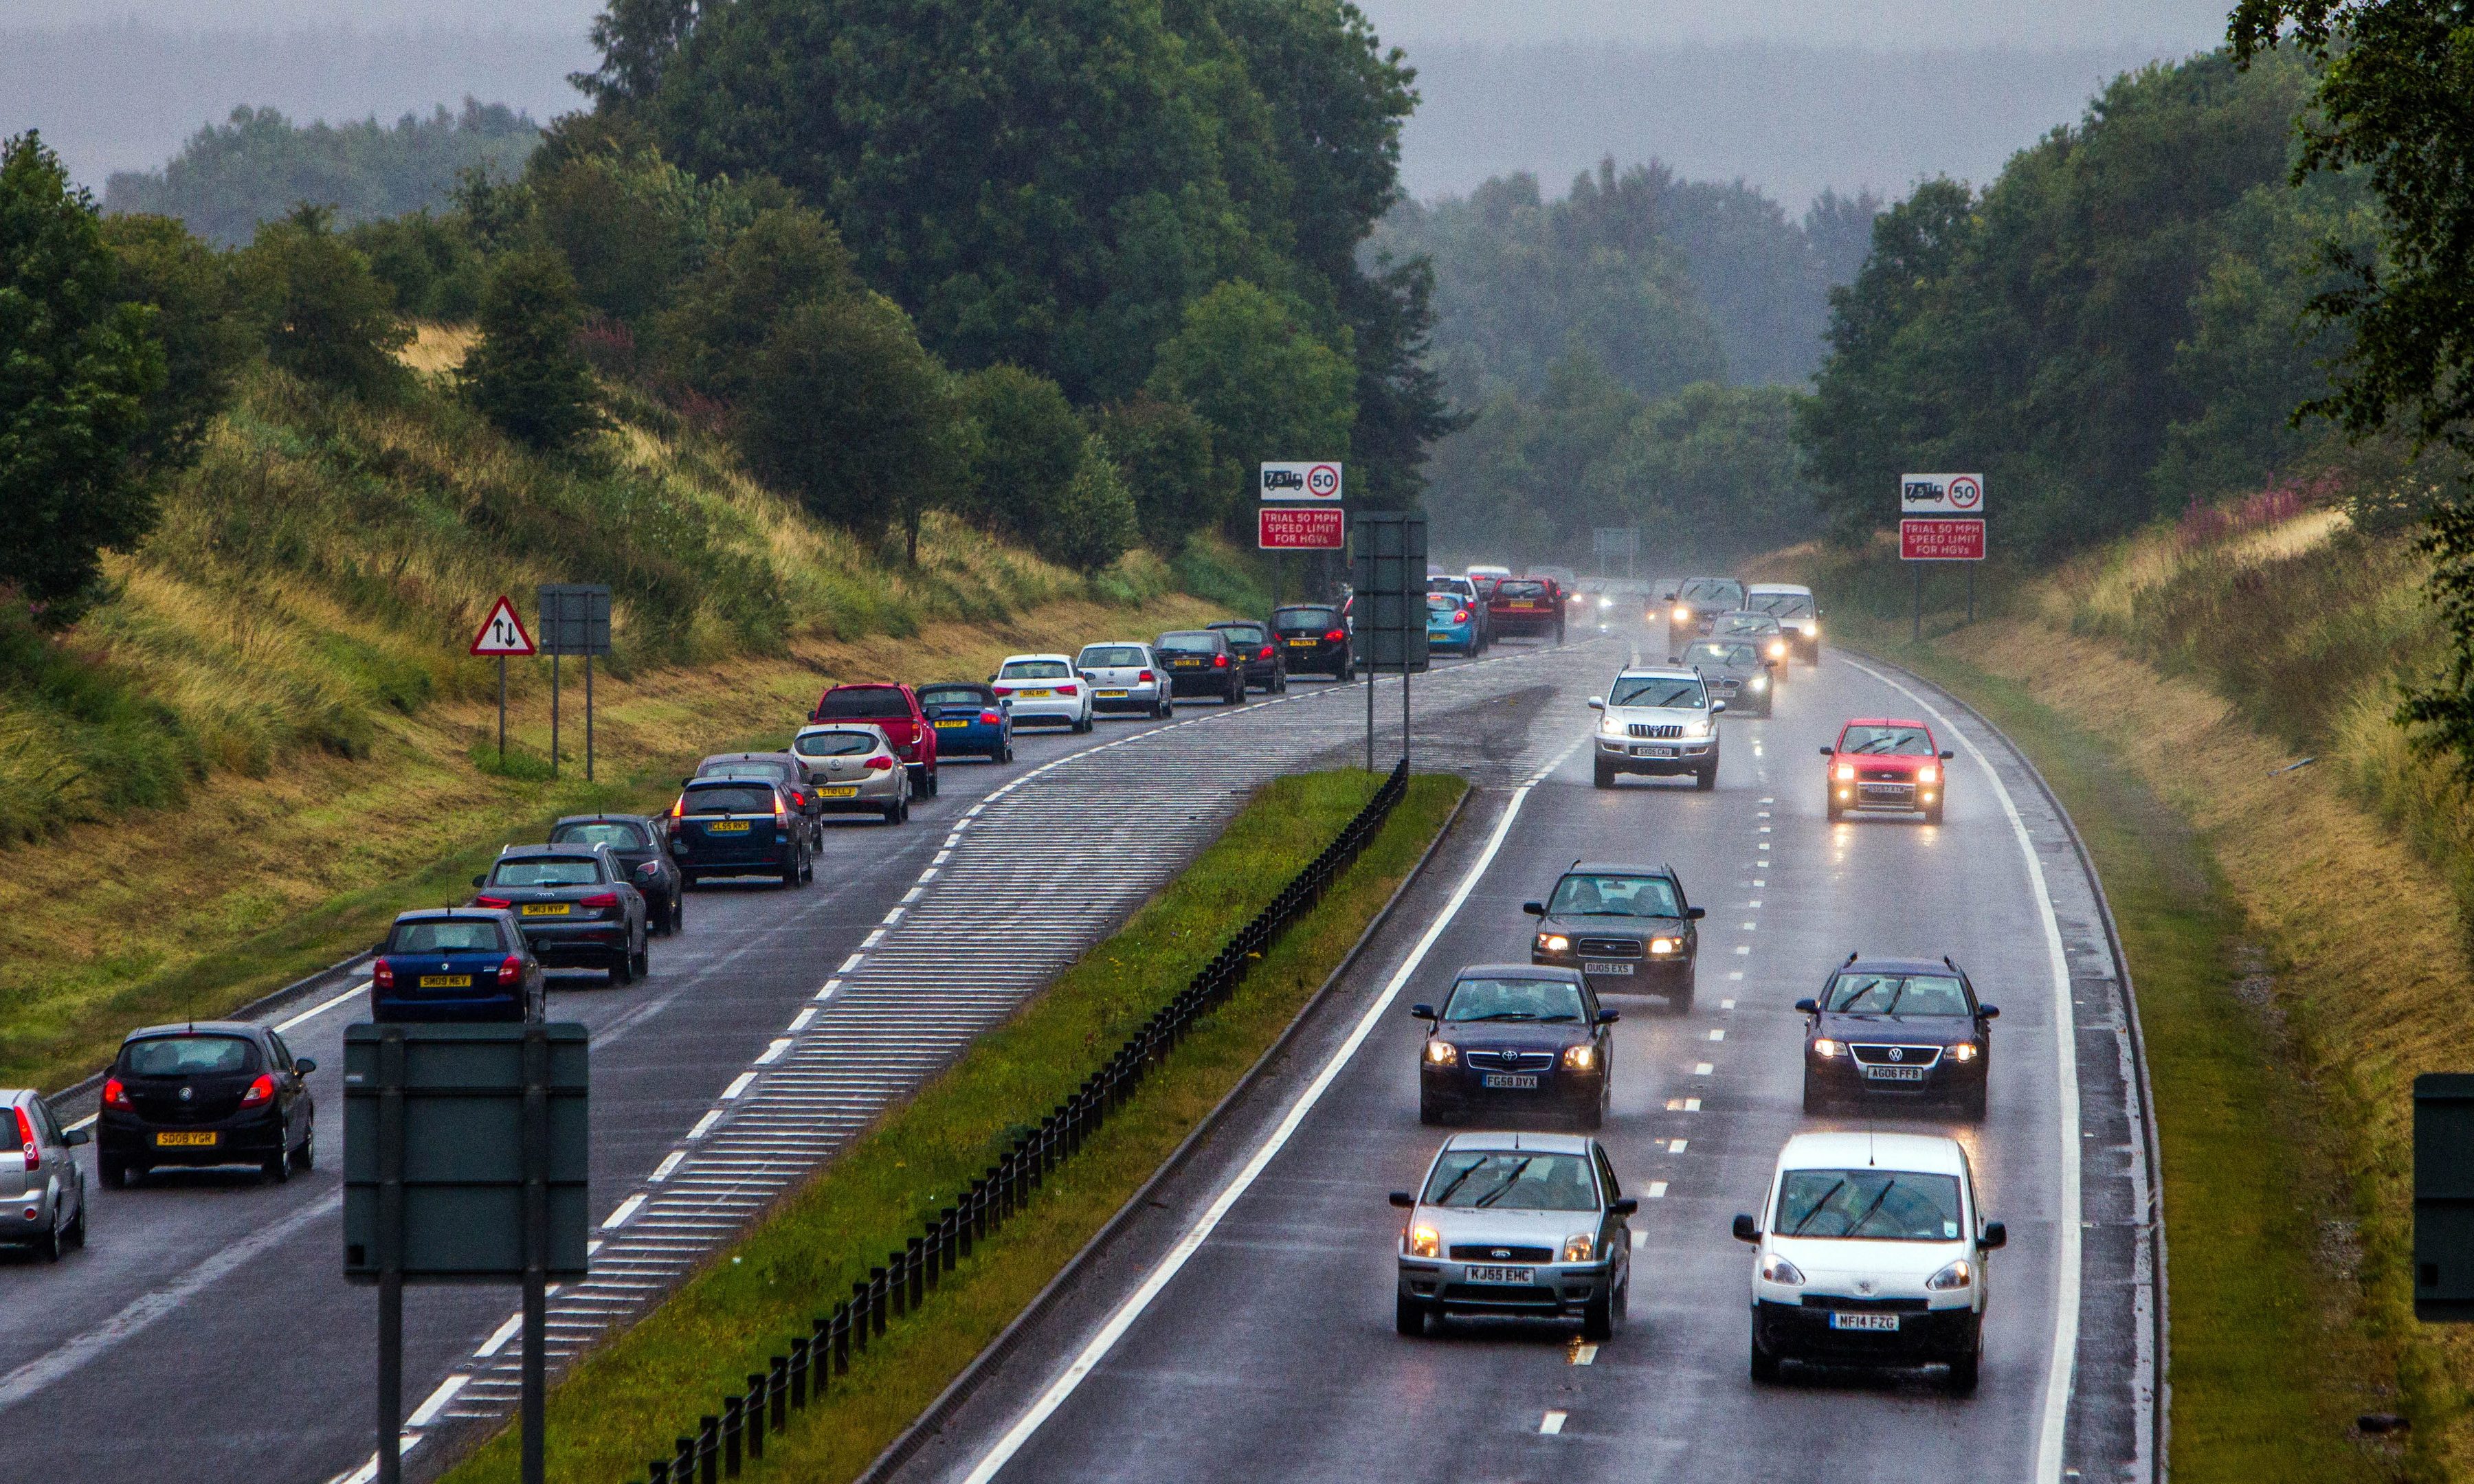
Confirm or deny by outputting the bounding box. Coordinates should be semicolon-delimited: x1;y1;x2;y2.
406;1373;469;1428
276;978;373;1033
475;1311;524;1358
601;1193;647;1230
1842;653;2080;1481
958;740;1580;1484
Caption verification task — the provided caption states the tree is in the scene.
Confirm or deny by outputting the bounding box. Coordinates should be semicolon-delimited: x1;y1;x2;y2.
0;132;166;613
100;212;256;484
952;366;1086;548
1146;281;1357;529
1045;436;1139;573
654;203;857;404
1090;393;1217;550
239;203;409;396
464;249;604;451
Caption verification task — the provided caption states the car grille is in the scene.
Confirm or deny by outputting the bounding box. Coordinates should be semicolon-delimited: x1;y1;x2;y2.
1860;767;1908;782
1450;1244;1554;1261
1575;937;1642;958
1711;677;1741;692
1801;1294;1929;1314
1627;723;1683;739
1462;1049;1557;1072
1858;783;1915;802
1849;1043;1943;1068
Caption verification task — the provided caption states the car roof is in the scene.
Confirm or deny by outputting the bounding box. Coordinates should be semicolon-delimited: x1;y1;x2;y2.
1452;962;1585;982
1441;1129;1595;1155
1205;618;1264;627
1776;1131;1968;1178
498;842;609;857
1746;583;1812;595
392;906;517;923
550;813;655;829
825;681;905;691
920;678;999;688
999;653;1073;664
1838;956;1963;977
1614;666;1701;682
1073;642;1150;651
1841;717;1930;730
1157;629;1221;640
684;774;781;787
1561;862;1675;879
700;751;794;764
126;1020;264;1042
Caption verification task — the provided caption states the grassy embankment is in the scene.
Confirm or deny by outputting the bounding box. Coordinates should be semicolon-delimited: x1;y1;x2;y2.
0;324;1241;1094
1762;515;2466;1481
437;767;1468;1484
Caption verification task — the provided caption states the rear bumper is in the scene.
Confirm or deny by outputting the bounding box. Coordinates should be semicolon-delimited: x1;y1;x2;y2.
1491;613;1561;636
0;1187;58;1237
1089;684;1166;713
1166;669;1237;695
1005;697;1085;724
1278;644;1349;674
375;993;531;1022
675;837;798;875
1754;1298;1978;1364
928;724;1007;755
99;1109;287;1165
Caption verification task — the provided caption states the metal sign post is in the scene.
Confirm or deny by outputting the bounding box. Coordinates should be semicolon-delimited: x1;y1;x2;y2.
469;597;536;768
538;586;612;782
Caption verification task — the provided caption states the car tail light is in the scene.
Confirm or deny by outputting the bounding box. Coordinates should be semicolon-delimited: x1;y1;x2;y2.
475;894;513;909
1213;654;1229;668
499;954;524;986
1453;607;1469;622
16;1106;37;1169
581;892;620;910
993;686;1013;696
372;958;395;990
238;1073;276;1108
788;789;807;808
865;755;895;770
103;1078;128;1110
1057;684;1078;696
1258;644;1273;659
1324;629;1346;642
1137;671;1155;684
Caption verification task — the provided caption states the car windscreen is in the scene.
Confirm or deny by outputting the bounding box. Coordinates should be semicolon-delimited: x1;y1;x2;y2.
1427;594;1461;613
915;686;986;710
1495;580;1549;598
813;688;906;719
682;785;777;814
1273;607;1339;631
491;856;603;886
1840;725;1933;755
1686;642;1758;668
124;1035;256;1077
1076;647;1147;668
390;919;509;954
550;821;650;849
1608;676;1706;709
1750;592;1814;618
1442;976;1587;1022
1774;1169;1965;1241
1547;875;1681;919
1822;973;1970;1015
1713;614;1777;636
1155;632;1219;653
1001;660;1072;679
795;731;880;757
1422;1151;1598;1211
1425;578;1468;594
1679;578;1742;604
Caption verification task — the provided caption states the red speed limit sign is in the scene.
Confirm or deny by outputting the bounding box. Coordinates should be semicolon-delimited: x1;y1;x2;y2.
1900;517;1985;561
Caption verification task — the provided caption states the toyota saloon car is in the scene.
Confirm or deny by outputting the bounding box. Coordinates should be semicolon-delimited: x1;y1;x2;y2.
1798;955;1998;1118
549;814;684;934
1662;576;1746;634
1590;666;1724;789
1708;609;1792;673
790;723;913;823
668;777;813;887
2;1088;88;1259
1525;863;1704;1011
915;681;1012;761
1678;638;1773;717
1734;1132;2006;1393
1074;642;1172;719
1390;1132;1636;1340
473;843;652;980
1412;966;1617;1129
1747;583;1822;662
811;682;939;797
1823;718;1955;823
1155;629;1249;705
98;1022;315;1187
370;908;545;1022
1271;604;1352;677
1207;619;1289;693
994;653;1094;732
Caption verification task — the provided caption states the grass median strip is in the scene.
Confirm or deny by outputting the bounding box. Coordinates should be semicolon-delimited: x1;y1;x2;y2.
439;767;1468;1484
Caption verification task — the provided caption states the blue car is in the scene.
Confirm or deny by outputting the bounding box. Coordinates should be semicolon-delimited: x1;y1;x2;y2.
371;908;544;1022
917;680;1014;762
1426;592;1479;655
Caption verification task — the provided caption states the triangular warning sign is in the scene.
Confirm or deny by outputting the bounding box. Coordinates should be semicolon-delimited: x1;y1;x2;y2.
469;596;537;656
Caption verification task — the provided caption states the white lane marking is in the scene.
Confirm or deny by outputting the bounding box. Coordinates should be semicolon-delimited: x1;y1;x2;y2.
1694;1063;1713;1076
649;1151;684;1182
902;886;925;903
1741;921;1757;930
815;979;841;1002
1759;796;1774;804
407;1374;468;1427
0;1191;339;1408
838;953;867;974
933;851;952;866
1668;1139;1688;1154
1541;1411;1567;1435
277;978;373;1033
788;1007;816;1032
601;1193;647;1229
331;1435;420;1484
1733;946;1750;956
959;746;1580;1484
1721;997;1737;1007
861;929;887;948
721;1072;756;1099
1757;827;1771;834
1570;1344;1598;1366
474;1311;524;1358
689;1109;722;1139
1747;899;1761;907
1752;878;1765;886
1841;653;2080;1481
1647;1181;1669;1199
881;906;906;926
754;1037;793;1065
1707;1029;1725;1042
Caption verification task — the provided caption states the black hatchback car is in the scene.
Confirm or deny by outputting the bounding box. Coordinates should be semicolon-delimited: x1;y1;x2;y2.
693;753;823;851
1271;604;1351;678
667;777;812;888
1525;862;1706;1013
472;843;650;982
99;1022;315;1187
1413;965;1618;1129
1798;956;2000;1118
372;908;545;1022
550;814;684;934
1155;630;1249;705
1207;619;1288;693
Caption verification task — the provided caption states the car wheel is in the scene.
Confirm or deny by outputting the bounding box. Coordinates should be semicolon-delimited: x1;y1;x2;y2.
1418;1094;1446;1127
1695;764;1717;791
1947;1333;1983;1395
671;895;687;934
1827;801;1844;823
1761;698;1774;719
1395;1292;1430;1337
882;800;902;824
36;1204;62;1262
1750;1332;1782;1384
1581;1290;1614;1342
100;1156;125;1188
1670;979;1695;1015
801;848;815;884
630;943;651;978
263;1143;291;1185
294;1132;315;1173
1227;682;1246;706
1593;756;1616;789
1802;1068;1829;1114
610;952;634;986
65;1189;87;1248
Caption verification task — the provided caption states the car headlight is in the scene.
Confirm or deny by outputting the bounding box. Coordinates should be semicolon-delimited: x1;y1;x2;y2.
1919;765;1940;785
1812;1037;1841;1058
1562;1233;1596;1263
1537;932;1570;953
1950;1042;1978;1062
1768;641;1787;659
1749;675;1768;690
1673;607;1692;622
1407;1224;1440;1258
1600;715;1625;735
1761;1254;1807;1285
1684;721;1712;739
1834;763;1855;782
1563;1044;1596;1071
1649;937;1678;954
1425;1040;1458;1066
1597;596;1613;609
1927;1258;1974;1291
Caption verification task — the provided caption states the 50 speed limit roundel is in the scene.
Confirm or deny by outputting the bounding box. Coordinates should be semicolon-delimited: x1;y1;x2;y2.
1306;464;1339;498
1946;474;1982;510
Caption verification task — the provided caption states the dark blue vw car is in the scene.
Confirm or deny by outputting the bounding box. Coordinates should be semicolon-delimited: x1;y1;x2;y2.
915;681;1013;762
370;908;544;1022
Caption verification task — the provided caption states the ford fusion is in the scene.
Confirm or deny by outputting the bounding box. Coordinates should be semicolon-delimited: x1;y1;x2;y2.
1590;668;1724;789
1525;864;1704;1012
1413;967;1617;1128
1823;719;1956;823
1798;956;1998;1118
1391;1133;1637;1340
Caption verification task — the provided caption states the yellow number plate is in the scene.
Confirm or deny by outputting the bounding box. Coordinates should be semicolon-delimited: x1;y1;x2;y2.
1172;659;1201;666
933;719;968;728
417;974;473;988
1021;688;1054;697
521;902;572;917
1096;689;1128;698
1288;638;1316;647
706;820;751;833
817;786;860;798
155;1131;217;1147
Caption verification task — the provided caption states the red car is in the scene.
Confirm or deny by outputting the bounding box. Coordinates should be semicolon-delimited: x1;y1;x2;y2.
1821;718;1955;824
812;683;939;798
1486;576;1567;641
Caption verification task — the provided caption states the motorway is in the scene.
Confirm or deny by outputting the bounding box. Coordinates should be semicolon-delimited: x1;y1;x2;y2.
886;611;2157;1484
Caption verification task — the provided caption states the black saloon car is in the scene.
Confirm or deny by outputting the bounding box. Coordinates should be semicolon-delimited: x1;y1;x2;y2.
1526;864;1705;1013
693;752;823;851
1271;604;1352;678
1206;619;1289;693
99;1022;315;1186
472;843;650;982
1798;956;2000;1118
550;814;684;934
667;777;812;888
1155;629;1249;705
371;908;546;1022
1413;966;1618;1129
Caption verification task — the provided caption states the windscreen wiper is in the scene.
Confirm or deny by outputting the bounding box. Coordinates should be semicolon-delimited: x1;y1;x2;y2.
1472;1159;1536;1208
1843;1182;1898;1239
1787;1179;1848;1236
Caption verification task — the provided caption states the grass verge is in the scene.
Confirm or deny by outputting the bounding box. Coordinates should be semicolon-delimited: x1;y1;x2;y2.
438;768;1468;1484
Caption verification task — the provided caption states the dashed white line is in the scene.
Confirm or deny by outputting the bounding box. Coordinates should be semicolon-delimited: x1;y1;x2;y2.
649;1151;684;1182
687;1110;722;1140
1694;1062;1714;1076
721;1072;756;1099
788;1008;816;1032
838;953;867;974
600;1194;647;1230
1647;1180;1669;1198
1668;1139;1689;1154
1541;1411;1568;1435
473;1312;524;1359
407;1375;469;1427
754;1038;793;1065
1707;1028;1725;1042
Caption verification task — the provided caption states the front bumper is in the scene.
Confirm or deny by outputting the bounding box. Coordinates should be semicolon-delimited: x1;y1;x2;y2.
1830;776;1941;813
1401;1257;1618;1315
1597;737;1715;776
1533;947;1691;994
100;1108;287;1166
1419;1060;1605;1119
1806;1048;1983;1100
1754;1297;1978;1364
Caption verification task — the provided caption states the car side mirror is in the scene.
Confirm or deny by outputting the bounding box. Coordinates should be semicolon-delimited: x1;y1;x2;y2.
1587;697;1605;710
1817;745;1834;756
295;1057;317;1075
1597;1007;1620;1024
1977;1004;2001;1020
1940;749;1955;760
1667;655;1681;664
1794;998;1818;1014
471;874;487;888
1686;906;1706;921
65;1128;90;1146
1709;700;1727;713
1979;1219;2007;1250
1611;1197;1638;1217
1409;1003;1437;1021
1731;1213;1761;1244
1389;1191;1416;1209
1522;901;1546;917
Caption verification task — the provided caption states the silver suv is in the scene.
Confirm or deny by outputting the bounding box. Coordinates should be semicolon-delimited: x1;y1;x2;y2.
1391;1132;1637;1340
1590;667;1724;789
1;1090;89;1260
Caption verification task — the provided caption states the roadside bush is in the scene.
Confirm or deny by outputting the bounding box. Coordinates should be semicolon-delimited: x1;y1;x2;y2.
239;203;409;398
1090;393;1218;552
955;366;1085;548
350;209;489;319
1043;436;1139;574
463;248;604;452
653;203;858;405
101;212;258;484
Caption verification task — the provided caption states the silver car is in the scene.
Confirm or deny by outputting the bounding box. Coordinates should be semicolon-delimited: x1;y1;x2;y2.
1;1090;89;1260
1075;642;1174;719
1676;638;1774;717
1390;1131;1636;1340
1590;666;1725;789
790;723;913;825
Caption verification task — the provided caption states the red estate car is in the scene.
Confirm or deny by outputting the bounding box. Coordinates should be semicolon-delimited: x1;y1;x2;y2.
1488;576;1567;642
1822;718;1955;824
812;683;939;798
